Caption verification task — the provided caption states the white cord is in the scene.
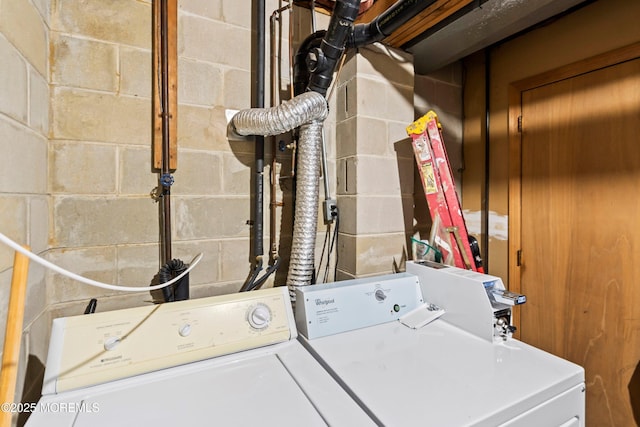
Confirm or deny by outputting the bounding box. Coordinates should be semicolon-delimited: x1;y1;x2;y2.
0;232;203;292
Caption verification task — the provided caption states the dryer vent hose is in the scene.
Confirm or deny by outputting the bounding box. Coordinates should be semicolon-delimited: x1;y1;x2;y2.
230;92;328;300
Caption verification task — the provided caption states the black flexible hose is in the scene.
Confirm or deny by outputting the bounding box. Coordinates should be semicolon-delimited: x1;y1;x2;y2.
245;256;282;292
158;259;189;302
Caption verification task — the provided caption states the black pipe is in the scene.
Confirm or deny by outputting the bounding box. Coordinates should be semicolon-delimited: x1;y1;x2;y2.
159;0;172;265
294;30;325;97
242;0;266;292
348;0;438;48
254;0;265;259
306;0;361;96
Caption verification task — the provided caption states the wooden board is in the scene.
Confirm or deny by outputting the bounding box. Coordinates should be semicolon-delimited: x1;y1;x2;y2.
294;0;475;48
152;0;178;171
512;50;640;426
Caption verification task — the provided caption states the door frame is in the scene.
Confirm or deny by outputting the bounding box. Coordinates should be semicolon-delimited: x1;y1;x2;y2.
507;42;640;331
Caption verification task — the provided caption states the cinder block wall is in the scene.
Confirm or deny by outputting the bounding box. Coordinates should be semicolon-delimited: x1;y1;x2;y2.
0;0;50;393
335;45;415;278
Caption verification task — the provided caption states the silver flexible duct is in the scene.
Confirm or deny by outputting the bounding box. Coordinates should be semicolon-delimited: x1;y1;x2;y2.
287;120;322;294
231;92;328;137
230;91;328;298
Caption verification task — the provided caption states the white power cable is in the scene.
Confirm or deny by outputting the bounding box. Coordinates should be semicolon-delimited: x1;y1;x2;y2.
0;232;203;293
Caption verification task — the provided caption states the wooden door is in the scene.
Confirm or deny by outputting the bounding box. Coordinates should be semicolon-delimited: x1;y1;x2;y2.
515;54;640;426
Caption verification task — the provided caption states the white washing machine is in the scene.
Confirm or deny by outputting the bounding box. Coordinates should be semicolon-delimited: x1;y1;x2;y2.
295;264;585;427
26;287;375;427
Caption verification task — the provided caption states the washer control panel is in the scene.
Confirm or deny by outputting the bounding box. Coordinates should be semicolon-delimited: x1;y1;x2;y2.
43;287;294;394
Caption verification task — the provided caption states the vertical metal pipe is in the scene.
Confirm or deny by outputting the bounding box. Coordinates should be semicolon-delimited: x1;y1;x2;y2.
160;0;172;265
254;0;266;260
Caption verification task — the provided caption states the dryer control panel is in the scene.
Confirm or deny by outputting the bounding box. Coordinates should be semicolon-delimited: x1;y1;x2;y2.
43;287;295;394
295;273;424;339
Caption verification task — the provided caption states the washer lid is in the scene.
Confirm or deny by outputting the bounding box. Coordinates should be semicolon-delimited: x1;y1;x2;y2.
302;320;584;427
27;341;376;427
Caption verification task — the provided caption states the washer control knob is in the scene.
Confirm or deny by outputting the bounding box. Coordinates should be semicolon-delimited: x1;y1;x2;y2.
178;323;192;337
375;289;387;301
104;336;121;351
248;304;272;330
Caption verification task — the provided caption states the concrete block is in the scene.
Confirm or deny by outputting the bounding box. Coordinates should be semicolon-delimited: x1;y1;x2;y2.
172;239;220;285
336;156;356;196
0;0;47;76
0;116;47;193
335;116;357;159
174;196;250;240
338;233;408;277
120;47;151;98
179;104;221;151
0;196;27;270
385;83;414;123
46;246;118;304
388;122;413;156
179;15;250;70
223;68;251;110
50;141;117;194
358;44;414;87
115;243;158;289
172;150;222;196
0;267;46;363
414;75;436;111
354;77;387;119
119;146;158;196
29;69;49;135
356;117;389;156
51;33;118;91
434;81;463;116
221;153;251;195
425;61;463;85
29;196;49;254
221;0;251;28
31;0;50;26
53;196;158;246
179;58;223;106
179;0;223;21
189;281;241;299
52;87;151;144
340;195;409;236
0;35;28;123
23;264;46;327
53;0;151;49
352;155;410;196
219;238;251;282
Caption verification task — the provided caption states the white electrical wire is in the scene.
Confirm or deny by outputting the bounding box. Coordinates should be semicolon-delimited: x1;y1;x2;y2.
0;231;203;293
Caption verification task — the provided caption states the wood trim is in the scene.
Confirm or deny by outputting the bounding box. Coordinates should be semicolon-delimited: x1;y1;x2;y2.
507;85;522;336
152;0;178;171
511;41;640;91
507;41;640;336
384;0;473;47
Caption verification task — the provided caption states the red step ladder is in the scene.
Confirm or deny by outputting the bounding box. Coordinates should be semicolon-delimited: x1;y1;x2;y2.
407;111;482;272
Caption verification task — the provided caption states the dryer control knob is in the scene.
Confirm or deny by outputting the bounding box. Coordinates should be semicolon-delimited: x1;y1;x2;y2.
248;304;272;330
178;323;192;337
375;289;387;301
103;336;121;351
